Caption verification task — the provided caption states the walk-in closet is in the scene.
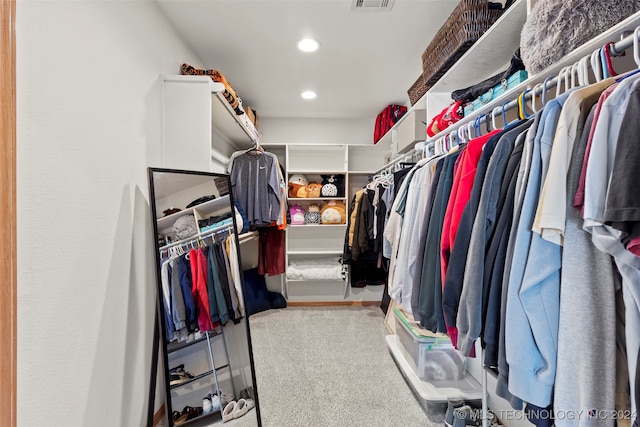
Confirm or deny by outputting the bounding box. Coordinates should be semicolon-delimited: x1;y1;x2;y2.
9;1;640;426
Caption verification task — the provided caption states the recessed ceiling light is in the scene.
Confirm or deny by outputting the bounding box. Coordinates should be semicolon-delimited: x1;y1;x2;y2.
301;91;317;100
297;38;319;52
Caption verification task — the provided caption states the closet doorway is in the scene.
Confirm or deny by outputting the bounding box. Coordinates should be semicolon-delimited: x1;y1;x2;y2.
0;0;17;426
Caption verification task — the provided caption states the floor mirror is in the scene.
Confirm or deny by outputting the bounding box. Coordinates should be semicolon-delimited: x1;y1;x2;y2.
147;167;261;427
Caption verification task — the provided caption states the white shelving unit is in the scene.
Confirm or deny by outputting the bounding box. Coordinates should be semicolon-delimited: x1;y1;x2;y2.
157;195;230;240
373;0;528;164
161;74;260;172
425;0;528;118
261;143;386;303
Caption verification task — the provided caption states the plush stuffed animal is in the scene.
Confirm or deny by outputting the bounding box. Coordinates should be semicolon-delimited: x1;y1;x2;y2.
304;204;322;224
181;63;245;115
320;174;345;197
289;205;305;225
304;182;322;198
520;0;640;73
288;174;308;198
321;201;347;224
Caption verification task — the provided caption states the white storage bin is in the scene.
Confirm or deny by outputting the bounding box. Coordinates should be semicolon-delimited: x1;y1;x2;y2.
393;308;465;382
396;109;426;154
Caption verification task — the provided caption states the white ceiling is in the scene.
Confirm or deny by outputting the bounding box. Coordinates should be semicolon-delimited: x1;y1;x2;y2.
156;0;459;119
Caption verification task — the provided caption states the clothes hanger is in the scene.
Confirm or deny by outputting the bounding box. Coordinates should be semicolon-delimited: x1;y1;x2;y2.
600;43;618;78
491;106;502;131
473;116;482;138
579;56;590;86
555;66;570;97
634;27;640;68
571;62;580;88
591;49;603;82
501;100;510;127
541;76;553;106
518;89;532;119
531;83;543;113
449;130;458;148
457;126;466;145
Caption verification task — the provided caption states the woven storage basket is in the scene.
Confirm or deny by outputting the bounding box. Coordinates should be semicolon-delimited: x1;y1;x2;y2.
421;0;505;87
407;74;430;106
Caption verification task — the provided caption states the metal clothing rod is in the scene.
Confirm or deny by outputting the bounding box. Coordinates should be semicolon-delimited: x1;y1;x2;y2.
373;150;422;175
373;24;640;179
159;223;233;253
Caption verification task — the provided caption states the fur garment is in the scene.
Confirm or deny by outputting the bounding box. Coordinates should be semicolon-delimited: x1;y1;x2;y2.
520;0;640;74
172;214;198;240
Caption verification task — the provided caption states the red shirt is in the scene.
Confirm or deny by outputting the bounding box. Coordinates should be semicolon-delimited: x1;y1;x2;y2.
440;130;502;286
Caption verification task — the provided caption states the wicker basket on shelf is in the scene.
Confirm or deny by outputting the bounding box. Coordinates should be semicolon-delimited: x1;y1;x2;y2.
407;74;430;106
421;0;505;87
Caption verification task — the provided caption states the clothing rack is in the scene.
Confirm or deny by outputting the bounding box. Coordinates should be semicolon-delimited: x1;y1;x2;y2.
159;223;233;257
377;16;640;427
456;23;640;427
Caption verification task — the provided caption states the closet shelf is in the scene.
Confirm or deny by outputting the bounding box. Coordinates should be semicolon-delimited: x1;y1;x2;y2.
170;370;214;390
348;170;376;175
288;224;347;228
178;410;222;427
169;364;231;390
287;170;347;174
167;328;222;354
161;74;260;150
426;9;640;145
288;197;346;202
159;222;234;252
287;250;343;255
157;195;230;232
428;0;528;93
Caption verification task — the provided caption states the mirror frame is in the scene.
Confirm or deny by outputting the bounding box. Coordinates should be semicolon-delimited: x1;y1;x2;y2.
146;166;261;427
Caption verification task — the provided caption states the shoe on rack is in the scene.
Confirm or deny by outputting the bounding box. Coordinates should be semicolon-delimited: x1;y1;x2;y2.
453;405;477;427
202;394;213;415
210;394;221;412
169;365;195;386
174;406;203;425
169;364;184;373
222;401;236;423
232;398;255;419
445;399;466;427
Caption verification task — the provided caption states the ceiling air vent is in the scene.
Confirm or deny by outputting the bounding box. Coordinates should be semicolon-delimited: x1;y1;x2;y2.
351;0;395;11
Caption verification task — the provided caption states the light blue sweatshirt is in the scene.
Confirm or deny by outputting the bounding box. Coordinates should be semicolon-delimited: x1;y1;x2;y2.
504;91;573;408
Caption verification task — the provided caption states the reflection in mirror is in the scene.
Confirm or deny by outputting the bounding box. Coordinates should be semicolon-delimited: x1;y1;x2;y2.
148;168;260;427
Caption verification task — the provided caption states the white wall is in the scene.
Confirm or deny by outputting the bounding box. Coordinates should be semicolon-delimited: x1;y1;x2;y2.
16;1;204;425
259;117;375;145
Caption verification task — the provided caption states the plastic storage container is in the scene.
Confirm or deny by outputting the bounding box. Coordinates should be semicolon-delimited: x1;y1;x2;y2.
393;308;465;381
463;70;529;117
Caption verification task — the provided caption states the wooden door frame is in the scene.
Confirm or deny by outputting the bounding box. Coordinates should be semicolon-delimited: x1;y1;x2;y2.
1;0;17;426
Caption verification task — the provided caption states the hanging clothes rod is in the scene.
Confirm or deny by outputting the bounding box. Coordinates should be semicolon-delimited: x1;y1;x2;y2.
373;149;423;175
428;25;640;146
372;24;640;177
159;223;233;253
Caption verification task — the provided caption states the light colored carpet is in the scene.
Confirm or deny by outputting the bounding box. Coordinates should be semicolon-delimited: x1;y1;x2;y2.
248;306;441;427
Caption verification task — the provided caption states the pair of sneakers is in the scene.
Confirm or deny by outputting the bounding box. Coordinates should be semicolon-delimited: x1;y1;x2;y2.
222;398;255;423
202;390;222;414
